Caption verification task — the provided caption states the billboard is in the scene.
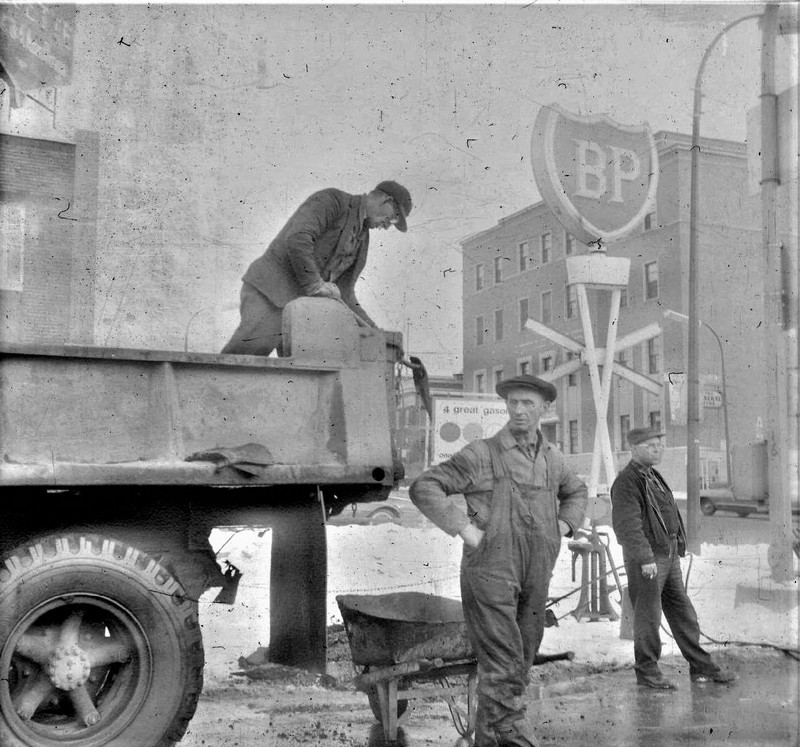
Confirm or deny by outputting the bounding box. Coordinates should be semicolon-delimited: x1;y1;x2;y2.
432;397;508;463
431;396;559;463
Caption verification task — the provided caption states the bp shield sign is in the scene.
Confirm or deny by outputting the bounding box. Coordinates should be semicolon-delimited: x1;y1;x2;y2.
531;104;658;247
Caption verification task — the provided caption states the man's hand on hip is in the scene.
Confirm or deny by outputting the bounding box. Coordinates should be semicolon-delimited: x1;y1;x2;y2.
459;523;485;549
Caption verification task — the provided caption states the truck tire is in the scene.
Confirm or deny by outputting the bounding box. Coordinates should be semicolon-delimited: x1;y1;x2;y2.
0;534;204;747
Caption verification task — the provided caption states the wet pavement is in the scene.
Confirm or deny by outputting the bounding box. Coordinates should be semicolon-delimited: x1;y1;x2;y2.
531;649;798;747
362;648;798;746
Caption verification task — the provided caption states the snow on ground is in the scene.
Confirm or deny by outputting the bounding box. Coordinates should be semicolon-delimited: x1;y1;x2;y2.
198;514;798;685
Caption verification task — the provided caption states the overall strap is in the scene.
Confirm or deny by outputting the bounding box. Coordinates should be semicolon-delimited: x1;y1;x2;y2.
485;435;510;479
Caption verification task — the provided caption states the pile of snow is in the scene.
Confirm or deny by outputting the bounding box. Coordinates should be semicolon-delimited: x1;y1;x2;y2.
198;517;798;684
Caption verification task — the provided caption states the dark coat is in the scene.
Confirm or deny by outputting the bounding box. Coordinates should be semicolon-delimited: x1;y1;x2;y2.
610;460;686;565
242;188;374;324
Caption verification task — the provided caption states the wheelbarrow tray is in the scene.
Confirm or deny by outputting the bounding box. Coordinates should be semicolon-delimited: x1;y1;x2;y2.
336;592;473;667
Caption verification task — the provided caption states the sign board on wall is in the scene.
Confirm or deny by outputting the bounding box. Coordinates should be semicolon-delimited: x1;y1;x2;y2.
669;372;722;423
432;396;558;463
432;397;508;463
530;104;659;247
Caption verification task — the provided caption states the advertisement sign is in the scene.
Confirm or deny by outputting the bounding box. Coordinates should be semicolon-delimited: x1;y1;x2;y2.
432;397;508;463
701;376;723;409
667;372;687;425
432;396;558;463
530;104;658;246
669;373;722;422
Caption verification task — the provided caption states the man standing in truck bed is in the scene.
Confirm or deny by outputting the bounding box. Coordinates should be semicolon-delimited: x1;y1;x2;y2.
222;181;412;356
410;374;587;747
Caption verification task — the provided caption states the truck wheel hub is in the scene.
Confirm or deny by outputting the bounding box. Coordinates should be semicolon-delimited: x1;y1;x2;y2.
46;644;92;690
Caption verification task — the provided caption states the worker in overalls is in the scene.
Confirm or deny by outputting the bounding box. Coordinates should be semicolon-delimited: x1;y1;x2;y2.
410;374;587;747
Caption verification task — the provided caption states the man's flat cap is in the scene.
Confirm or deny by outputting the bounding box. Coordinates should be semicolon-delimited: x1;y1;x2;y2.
375;180;412;232
495;374;557;402
627;427;665;446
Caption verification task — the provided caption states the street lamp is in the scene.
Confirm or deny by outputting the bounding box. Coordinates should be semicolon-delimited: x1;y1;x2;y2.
663;309;732;489
686;11;761;553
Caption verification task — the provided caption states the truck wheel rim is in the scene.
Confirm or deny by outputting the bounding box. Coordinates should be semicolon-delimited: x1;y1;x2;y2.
1;595;152;744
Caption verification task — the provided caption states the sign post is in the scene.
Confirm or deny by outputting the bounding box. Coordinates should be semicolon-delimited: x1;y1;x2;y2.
526;266;662;499
529;105;662;499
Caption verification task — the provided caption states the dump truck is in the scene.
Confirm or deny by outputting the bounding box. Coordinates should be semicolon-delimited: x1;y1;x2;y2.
0;298;405;747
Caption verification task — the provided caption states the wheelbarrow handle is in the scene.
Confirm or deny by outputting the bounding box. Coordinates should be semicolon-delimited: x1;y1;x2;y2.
533;651;575;664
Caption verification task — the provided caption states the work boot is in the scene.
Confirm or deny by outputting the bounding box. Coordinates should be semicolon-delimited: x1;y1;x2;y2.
691;668;738;684
473;700;499;747
495;722;540;747
637;675;678;690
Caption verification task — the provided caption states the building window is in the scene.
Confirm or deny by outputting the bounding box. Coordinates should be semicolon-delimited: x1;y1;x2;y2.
518;241;530;272
649;410;662;431
541;290;552;326
568;420;579;454
475;371;486;393
567;351;578;387
518;358;531;376
619;414;631;449
541;232;552;264
493;367;504;388
1;205;25;291
518;298;529;332
644;211;656;231
647;337;661;374
620;288;628;308
541;353;554;373
565;232;576;256
476;315;486;346
566;284;578;319
616;349;628;366
494;256;504;284
644;261;659;300
494;308;504;341
475;263;485;291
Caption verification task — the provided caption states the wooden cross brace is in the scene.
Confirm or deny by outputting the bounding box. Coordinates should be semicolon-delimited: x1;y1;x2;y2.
525;286;662;497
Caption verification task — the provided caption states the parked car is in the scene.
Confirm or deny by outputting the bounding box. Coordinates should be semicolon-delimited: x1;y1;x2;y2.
326;489;425;527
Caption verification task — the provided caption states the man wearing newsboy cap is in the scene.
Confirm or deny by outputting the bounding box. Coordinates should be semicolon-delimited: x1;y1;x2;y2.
611;427;737;690
411;374;587;746
222;181;412;356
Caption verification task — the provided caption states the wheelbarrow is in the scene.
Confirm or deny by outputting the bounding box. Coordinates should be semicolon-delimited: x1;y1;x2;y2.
337;592;574;746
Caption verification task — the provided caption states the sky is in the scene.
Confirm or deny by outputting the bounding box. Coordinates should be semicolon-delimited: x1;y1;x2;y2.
4;2;797;373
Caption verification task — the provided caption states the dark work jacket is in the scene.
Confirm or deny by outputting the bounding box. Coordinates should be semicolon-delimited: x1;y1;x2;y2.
242;188;375;325
610;460;687;565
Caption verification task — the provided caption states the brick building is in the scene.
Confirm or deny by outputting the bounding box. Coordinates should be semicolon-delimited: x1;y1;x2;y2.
460;132;763;490
0;131;99;345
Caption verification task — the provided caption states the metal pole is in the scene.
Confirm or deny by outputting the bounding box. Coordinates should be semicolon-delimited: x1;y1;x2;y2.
702;322;732;485
687;12;761;553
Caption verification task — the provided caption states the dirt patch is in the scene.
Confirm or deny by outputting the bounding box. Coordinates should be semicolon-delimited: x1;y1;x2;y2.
181;623;632;746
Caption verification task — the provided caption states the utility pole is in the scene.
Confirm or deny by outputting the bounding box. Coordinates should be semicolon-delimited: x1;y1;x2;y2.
760;4;794;582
